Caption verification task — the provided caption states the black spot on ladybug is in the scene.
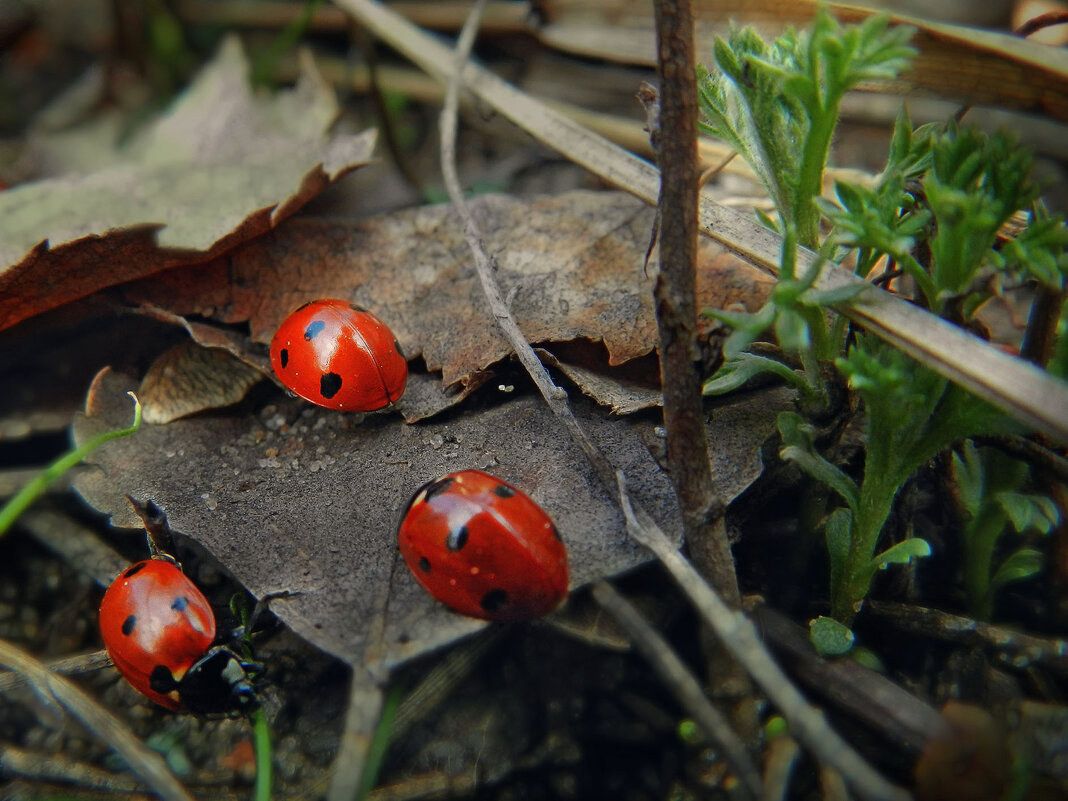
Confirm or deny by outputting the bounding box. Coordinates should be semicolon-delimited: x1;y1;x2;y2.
418;557;431;572
550;523;562;542
279;348;289;369
481;589;508;613
320;372;343;399
122;563;147;579
149;664;179;694
446;525;469;551
492;484;516;499
304;320;326;341
121;614;137;636
349;303;369;313
394;339;406;359
171;596;189;613
424;476;456;502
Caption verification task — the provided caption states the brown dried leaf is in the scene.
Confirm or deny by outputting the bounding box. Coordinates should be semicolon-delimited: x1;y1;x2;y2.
536;348;662;414
72;369;789;670
138;341;265;425
120;191;773;417
0;39;376;331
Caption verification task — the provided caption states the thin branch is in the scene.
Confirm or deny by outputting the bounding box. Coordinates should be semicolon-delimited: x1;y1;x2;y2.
0;746;143;792
327;668;386;801
0;649;112;693
649;0;754;741
650;0;740;603
592;581;762;799
437;0;629;492
867;600;1068;675
1020;284;1065;368
0;638;194;801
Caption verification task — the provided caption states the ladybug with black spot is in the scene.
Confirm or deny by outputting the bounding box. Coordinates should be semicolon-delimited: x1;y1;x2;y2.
397;469;570;620
99;556;258;714
270;299;407;412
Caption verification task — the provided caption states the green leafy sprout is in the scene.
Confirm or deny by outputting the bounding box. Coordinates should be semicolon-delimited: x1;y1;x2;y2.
951;441;1060;620
696;8;1067;627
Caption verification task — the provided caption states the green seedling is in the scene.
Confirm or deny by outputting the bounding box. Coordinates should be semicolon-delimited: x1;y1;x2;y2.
231;595;273;801
782;335;1014;623
697;9;915;250
697;9;1066;627
951;441;1060;620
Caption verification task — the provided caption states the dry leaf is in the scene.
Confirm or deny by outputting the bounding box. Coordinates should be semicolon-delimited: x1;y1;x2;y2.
72;369;789;670
138;341;265;425
0;38;376;331
120;191;773;418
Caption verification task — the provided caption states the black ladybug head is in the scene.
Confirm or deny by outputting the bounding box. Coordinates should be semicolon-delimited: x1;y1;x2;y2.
178;647;260;715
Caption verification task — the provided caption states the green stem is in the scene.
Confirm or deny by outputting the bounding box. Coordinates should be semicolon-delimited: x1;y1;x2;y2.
794;102;837;250
832;479;897;624
253;707;272;801
895;251;938;310
357;683;402;800
0;393;142;538
962;514;1005;621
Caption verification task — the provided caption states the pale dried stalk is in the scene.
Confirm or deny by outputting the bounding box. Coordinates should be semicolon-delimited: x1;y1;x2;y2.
592;581;762;799
0;638;194;801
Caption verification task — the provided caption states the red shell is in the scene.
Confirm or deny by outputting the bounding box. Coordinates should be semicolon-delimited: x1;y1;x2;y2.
397;470;570;620
99;559;216;711
269;299;407;412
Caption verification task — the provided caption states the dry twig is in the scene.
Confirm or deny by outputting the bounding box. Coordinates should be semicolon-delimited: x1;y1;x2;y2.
648;0;755;738
0;638;193;801
592;581;762;799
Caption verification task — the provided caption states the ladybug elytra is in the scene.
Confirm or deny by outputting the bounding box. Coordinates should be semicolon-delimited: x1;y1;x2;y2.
397;469;569;621
270;299;407;412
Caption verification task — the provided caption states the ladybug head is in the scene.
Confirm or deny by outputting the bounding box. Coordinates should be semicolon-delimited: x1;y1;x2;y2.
177;647;261;715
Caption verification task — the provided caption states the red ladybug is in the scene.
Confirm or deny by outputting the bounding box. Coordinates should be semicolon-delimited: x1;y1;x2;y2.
99;558;257;714
397;470;569;620
269;299;407;412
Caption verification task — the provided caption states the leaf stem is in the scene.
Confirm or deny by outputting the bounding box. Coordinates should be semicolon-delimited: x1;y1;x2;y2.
0;393;142;538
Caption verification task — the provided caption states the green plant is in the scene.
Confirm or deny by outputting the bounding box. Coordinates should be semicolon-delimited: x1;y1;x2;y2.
824;121;1051;318
702;224;863;408
696;10;914;250
781;336;1016;622
951;441;1060;620
696;10;1067;626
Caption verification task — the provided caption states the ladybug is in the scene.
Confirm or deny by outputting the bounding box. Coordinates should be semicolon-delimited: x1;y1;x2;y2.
270;299;407;412
99;557;257;714
397;470;569;620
